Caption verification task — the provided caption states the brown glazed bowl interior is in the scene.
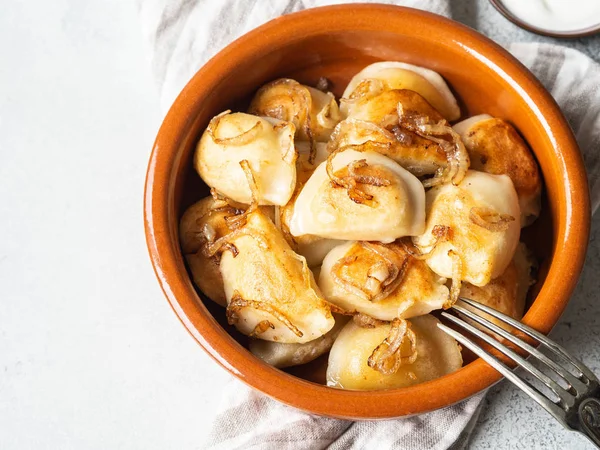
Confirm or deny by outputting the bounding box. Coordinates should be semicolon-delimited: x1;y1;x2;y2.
144;4;590;419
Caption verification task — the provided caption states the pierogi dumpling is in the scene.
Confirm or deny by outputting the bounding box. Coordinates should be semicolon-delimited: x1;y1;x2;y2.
413;170;521;287
459;242;535;330
290;150;426;242
327;315;462;390
342;61;460;121
327;117;446;176
277;141;341;267
319;241;448;321
453;115;542;226
249;78;341;142
218;208;334;343
179;197;235;307
195;111;297;205
345;88;444;125
249;315;349;368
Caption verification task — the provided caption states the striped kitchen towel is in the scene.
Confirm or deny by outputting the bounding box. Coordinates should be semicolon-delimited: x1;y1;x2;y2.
137;1;600;448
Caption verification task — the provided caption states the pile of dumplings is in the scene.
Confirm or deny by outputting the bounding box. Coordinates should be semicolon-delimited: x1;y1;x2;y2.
180;61;541;391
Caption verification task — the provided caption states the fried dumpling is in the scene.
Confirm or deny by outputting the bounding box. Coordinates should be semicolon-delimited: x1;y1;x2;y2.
453;115;542;226
459;242;536;330
319;241;448;321
327;315;462;390
341;61;460;121
290;150;426;242
249;315;349;368
327;117;446;176
345;87;444;126
277;141;342;267
413;170;521;287
179;197;234;307
195;111;296;205
249;78;341;142
216;207;334;343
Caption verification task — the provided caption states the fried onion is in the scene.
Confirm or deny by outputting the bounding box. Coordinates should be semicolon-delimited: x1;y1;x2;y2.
249;320;275;337
331;242;409;303
206;110;263;146
340;78;386;106
326;148;391;206
368;318;418;375
402;225;452;260
249;79;317;164
469;207;515;232
227;291;303;338
224;160;259;230
353;313;387;329
396;104;469;186
361;242;409;302
446;250;463;309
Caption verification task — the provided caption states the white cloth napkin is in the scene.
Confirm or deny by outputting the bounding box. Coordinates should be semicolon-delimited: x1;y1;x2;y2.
137;1;600;448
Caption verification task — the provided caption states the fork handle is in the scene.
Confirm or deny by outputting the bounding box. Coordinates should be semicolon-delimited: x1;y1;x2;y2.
579;397;600;447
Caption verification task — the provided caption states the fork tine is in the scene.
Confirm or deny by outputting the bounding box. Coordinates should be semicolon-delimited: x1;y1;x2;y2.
458;297;597;384
441;311;571;408
452;303;587;397
437;320;567;425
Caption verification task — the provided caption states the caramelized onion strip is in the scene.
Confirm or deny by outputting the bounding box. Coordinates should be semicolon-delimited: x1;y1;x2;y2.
225;160;259;230
330;242;409;303
368;318;418;375
331;255;371;301
227;292;303;338
469;207;515;232
340;79;387;106
249;320;275;337
325;148;392;206
446;250;463;309
250;79;316;164
205;227;269;257
206;110;263;146
402;225;452;260
396;104;469;186
353;313;387;329
360;242;409;302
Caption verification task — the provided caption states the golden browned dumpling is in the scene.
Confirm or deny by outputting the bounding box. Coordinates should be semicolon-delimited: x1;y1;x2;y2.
276;141;342;267
249;78;341;142
454;115;542;226
249;315;349;368
413;170;521;287
216;207;335;343
327;117;447;176
195;111;297;205
179;197;234;307
345;88;444;125
326;315;462;390
341;61;460;121
319;241;448;321
459;242;536;329
290;150;426;242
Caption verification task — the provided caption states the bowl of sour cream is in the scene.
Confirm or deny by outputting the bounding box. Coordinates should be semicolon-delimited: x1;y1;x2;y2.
490;0;600;37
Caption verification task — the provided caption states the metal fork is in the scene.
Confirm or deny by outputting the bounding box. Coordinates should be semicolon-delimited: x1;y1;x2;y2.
437;297;600;448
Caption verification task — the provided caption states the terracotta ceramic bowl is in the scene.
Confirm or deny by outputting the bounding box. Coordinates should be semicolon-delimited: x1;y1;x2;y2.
144;4;590;419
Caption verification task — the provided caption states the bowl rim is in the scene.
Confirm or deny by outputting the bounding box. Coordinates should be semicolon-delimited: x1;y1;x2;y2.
144;4;591;419
489;0;600;38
